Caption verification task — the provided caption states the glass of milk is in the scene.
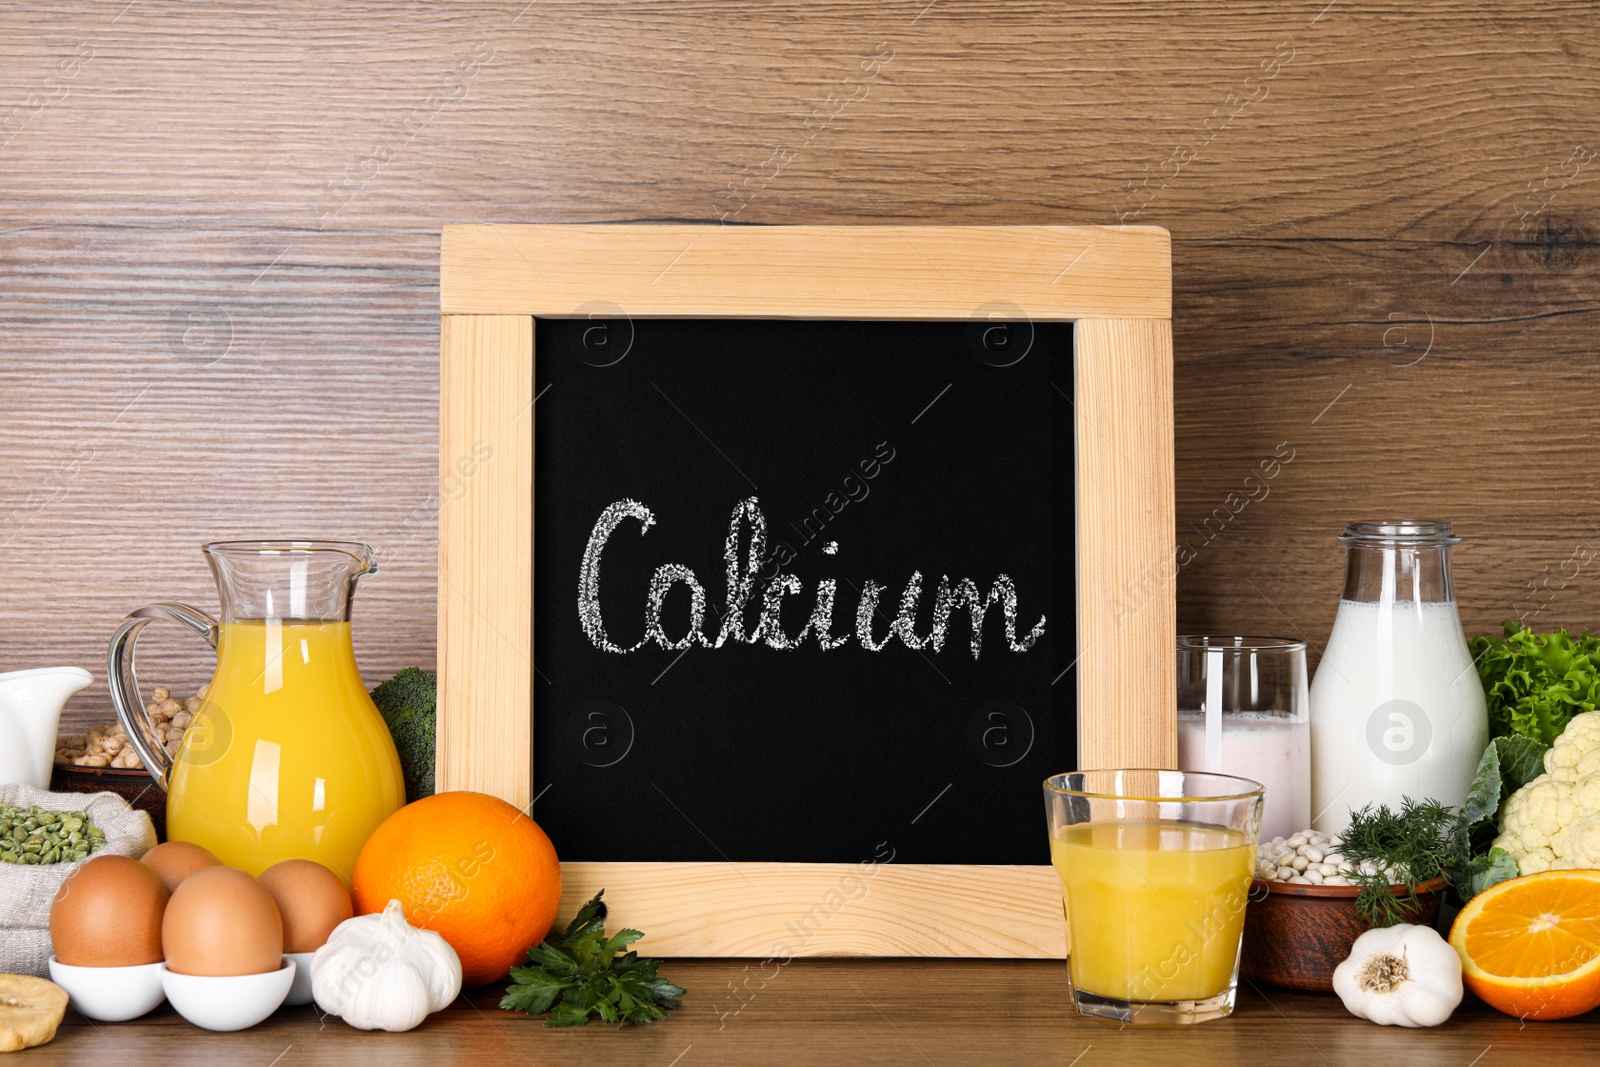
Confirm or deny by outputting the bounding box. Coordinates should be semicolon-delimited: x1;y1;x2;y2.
1177;636;1311;841
1308;520;1489;835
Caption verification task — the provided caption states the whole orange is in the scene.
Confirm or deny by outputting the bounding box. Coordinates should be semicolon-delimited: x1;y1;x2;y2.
352;791;562;987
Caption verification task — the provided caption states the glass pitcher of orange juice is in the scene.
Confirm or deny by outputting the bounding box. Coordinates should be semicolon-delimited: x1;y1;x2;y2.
108;541;405;879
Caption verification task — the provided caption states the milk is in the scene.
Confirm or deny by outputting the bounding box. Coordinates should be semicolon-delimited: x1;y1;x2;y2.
1177;712;1310;841
1308;599;1488;834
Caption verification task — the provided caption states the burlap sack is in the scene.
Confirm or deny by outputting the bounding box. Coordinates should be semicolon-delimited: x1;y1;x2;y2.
0;783;157;978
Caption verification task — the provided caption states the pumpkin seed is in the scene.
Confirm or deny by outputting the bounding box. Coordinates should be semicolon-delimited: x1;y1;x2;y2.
0;804;106;866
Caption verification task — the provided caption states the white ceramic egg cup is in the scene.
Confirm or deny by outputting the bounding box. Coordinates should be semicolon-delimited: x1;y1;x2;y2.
160;957;296;1031
284;951;315;1007
48;958;166;1022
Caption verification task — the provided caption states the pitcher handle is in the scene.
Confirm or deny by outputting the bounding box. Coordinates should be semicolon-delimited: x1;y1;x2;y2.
107;603;219;790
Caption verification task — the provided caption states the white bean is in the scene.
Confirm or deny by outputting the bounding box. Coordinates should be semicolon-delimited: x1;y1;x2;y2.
1291;855;1310;872
1324;875;1349;886
1326;835;1343;848
1318;862;1339;876
1276;866;1295;881
1305;869;1325;884
1302;845;1324;863
1286;834;1307;848
1287;875;1311;884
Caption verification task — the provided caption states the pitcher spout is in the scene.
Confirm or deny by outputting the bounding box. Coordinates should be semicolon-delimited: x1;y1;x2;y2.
0;666;93;789
201;540;376;624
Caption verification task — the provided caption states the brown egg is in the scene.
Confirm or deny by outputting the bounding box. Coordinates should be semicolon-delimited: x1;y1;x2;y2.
256;859;353;953
50;855;168;967
162;866;283;977
139;840;221;893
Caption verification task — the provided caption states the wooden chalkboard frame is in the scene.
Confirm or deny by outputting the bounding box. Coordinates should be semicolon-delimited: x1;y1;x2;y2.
438;224;1175;957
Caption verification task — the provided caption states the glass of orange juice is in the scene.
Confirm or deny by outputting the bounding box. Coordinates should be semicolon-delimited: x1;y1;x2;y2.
1043;769;1264;1025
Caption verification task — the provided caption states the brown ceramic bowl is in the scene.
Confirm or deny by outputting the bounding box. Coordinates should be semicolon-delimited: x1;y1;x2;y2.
1240;877;1447;992
48;764;167;842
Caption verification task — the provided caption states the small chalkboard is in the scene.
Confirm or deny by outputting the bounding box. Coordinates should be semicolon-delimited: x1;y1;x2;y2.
438;224;1175;957
532;317;1077;866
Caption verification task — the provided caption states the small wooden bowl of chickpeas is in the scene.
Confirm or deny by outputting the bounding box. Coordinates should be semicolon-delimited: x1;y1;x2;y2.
49;684;205;842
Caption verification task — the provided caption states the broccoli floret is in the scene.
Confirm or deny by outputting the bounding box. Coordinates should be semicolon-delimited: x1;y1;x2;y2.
370;667;436;803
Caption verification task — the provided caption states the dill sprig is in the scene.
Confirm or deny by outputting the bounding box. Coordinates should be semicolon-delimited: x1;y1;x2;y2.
1339;797;1456;928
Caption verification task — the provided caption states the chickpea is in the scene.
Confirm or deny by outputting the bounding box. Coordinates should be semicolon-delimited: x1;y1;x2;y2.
53;685;199;772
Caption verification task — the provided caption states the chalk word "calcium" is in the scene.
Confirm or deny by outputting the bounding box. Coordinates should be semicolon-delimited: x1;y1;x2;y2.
578;497;1045;660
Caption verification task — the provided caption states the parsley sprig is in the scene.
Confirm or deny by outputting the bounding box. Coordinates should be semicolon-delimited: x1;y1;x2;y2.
499;890;685;1028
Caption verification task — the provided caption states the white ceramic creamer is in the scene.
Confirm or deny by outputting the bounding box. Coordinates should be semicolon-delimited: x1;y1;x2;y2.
0;667;93;788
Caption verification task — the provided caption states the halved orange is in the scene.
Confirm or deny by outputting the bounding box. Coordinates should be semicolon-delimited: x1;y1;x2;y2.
1449;869;1600;1020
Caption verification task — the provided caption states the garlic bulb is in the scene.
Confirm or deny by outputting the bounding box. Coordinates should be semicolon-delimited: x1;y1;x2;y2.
310;899;463;1032
1332;923;1463;1027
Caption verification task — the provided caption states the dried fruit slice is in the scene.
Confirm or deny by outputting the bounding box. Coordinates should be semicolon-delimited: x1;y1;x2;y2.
1449;868;1600;1020
0;974;69;1052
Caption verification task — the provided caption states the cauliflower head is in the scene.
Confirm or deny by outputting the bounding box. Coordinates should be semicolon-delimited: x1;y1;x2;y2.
1496;711;1600;872
1546;711;1600;775
1555;814;1600;869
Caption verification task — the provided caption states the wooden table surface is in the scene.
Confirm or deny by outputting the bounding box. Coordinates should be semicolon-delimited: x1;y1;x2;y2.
25;960;1599;1066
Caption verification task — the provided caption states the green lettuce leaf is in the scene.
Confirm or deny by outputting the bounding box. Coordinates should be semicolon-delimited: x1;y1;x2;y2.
1471;621;1600;745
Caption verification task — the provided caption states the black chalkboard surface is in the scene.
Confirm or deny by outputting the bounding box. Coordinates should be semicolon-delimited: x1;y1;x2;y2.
532;317;1076;865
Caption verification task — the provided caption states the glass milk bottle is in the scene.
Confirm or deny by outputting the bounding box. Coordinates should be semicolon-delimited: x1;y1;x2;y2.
1308;521;1488;834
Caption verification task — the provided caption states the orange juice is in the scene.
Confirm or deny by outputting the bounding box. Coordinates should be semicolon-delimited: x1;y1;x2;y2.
1050;820;1254;1002
165;620;404;879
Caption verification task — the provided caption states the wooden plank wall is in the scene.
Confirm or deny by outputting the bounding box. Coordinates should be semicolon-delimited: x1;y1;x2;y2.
2;1;1596;731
